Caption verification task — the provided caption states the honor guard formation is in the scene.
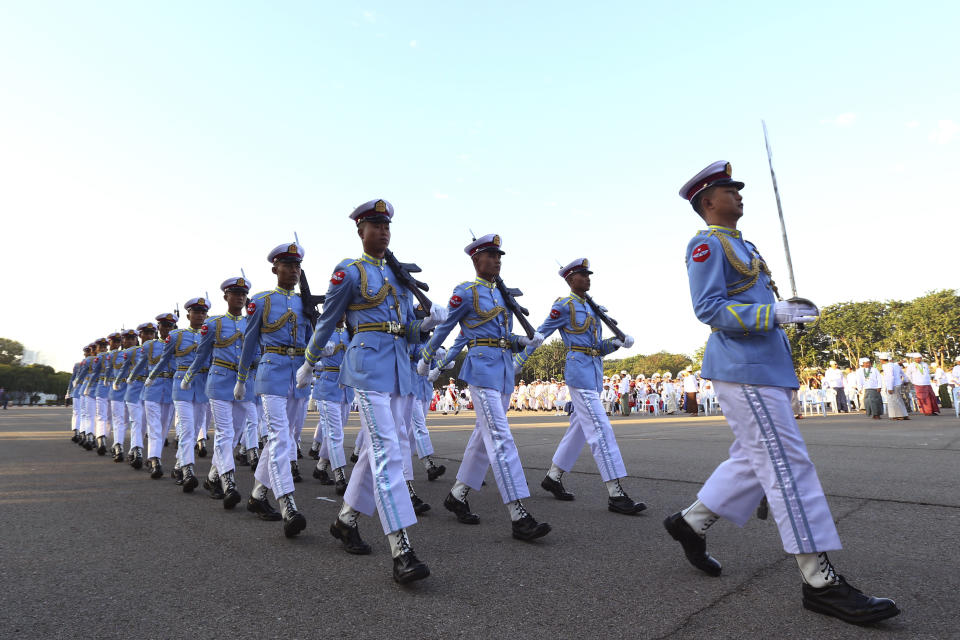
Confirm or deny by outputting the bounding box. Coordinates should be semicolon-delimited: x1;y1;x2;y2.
64;168;900;625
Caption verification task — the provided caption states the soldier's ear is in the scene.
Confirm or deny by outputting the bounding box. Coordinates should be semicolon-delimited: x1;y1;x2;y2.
271;264;278;275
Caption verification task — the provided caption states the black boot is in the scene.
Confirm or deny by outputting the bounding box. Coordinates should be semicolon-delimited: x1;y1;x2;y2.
296;443;303;459
149;458;163;479
313;467;334;485
182;465;198;493
308;444;320;459
334;468;348;496
221;471;241;510
130;447;144;470
96;436;107;456
204;475;225;500
195;440;207;458
426;459;446;481
349;451;359;464
330;518;372;554
247;495;282;521
172;466;184;485
408;482;430;515
71;430;79;443
247;448;259;472
512;512;551;541
802;576;900;624
235;448;249;466
443;492;480;524
541;475;574;501
608;495;647;515
112;443;124;462
85;433;95;450
663;512;722;577
391;530;429;584
290;460;303;483
279;494;306;538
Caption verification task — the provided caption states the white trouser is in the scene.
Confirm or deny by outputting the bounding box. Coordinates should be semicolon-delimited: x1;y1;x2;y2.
699;381;842;554
314;400;349;469
126;400;145;449
195;403;210;442
145;401;174;460
71;401;80;431
396;395;414;482
236;402;259;451
80;396;94;432
254;394;306;499
173;400;206;467
257;402;267;439
456;386;530;504
95;396;111;437
210;399;252;476
553;386;627;482
407;399;435;459
110;400;128;448
289;398;307;456
345;390;418;535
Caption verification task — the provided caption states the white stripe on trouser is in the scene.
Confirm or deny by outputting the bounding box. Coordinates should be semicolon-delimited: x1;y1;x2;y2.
145;401;174;460
315;400;349;469
174;401;205;467
110;400;128;448
698;381;842;554
396;394;414;482
254;394;306;498
95;397;111;437
235;402;259;451
210;399;250;476
344;390;417;535
407;399;435;459
126;401;145;449
553;387;627;482
455;386;530;504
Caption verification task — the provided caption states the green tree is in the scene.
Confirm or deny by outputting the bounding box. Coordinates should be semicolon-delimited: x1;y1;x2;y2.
0;338;24;365
519;339;566;381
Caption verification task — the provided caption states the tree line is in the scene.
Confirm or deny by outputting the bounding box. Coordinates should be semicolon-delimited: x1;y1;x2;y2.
0;339;72;404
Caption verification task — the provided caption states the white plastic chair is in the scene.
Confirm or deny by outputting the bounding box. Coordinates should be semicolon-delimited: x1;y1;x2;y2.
953;387;960;418
823;387;838;413
645;393;661;416
804;389;826;416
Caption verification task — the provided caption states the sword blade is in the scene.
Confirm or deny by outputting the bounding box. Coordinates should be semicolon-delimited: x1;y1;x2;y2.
762;120;798;299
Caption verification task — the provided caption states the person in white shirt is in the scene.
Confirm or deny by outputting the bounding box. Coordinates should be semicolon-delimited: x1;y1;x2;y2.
905;353;939;415
823;361;849;413
855;357;883;419
618;373;632;416
600;383;616;415
682;368;699;414
661;373;678;414
843;368;860;412
877;353;909;420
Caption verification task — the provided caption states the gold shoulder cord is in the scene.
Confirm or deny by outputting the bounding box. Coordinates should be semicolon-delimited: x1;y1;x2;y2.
708;230;780;298
563;299;596;336
147;341;162;366
463;285;505;329
260;294;298;336
174;331;197;357
214;317;242;348
346;262;402;322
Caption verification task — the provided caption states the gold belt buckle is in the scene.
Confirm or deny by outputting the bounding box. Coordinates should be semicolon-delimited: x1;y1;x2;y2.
285;347;295;356
498;337;507;349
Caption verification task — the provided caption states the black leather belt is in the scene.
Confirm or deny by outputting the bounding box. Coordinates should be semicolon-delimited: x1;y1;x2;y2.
468;337;510;349
264;345;306;356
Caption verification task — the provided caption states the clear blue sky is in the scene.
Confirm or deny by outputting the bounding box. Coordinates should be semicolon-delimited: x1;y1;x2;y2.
1;2;956;372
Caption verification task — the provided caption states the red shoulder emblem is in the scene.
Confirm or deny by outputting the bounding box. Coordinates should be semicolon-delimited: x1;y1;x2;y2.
330;270;346;285
246;301;257;315
94;356;100;364
200;324;209;336
692;243;711;263
164;335;171;344
449;295;462;308
549;308;561;319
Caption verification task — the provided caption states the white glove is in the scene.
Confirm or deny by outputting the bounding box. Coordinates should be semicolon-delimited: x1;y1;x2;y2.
112;382;121;392
443;360;456;371
518;332;544;348
144;376;155;388
180;377;191;391
416;358;430;377
427;368;441;382
613;334;635;349
233;381;246;401
319;341;336;357
774;299;819;325
421;304;449;331
295;362;314;389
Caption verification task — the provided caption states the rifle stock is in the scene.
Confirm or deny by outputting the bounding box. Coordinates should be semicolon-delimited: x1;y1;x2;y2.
494;276;535;339
583;293;626;342
298;270;326;327
384;249;432;318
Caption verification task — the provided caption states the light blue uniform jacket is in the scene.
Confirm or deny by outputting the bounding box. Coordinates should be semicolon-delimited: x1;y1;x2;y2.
115;345;146;403
130;340;174;403
238;286;313;399
420;277;524;396
148;329;209;403
187;312;255;402
310;327;354;404
686;225;798;389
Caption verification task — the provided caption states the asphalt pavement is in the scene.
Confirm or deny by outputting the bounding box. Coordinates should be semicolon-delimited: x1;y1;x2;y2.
0;406;957;639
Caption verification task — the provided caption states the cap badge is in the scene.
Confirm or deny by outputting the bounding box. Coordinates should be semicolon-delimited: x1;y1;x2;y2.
287;243;297;254
236;278;245;287
198;298;205;307
492;235;501;246
374;200;386;213
725;162;732;176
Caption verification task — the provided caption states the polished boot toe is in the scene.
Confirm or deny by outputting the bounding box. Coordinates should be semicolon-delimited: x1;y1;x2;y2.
223;488;241;510
335;478;348;496
349;452;359;464
608;495;647;515
283;511;307;538
393;551;430;584
313;468;334;485
802;578;900;625
149;460;163;479
512;515;551;541
411;495;431;515
204;477;225;499
246;496;282;521
195;441;207;458
541;475;574;501
330;519;372;554
663;512;722;577
182;474;198;493
427;464;446;481
443;493;480;524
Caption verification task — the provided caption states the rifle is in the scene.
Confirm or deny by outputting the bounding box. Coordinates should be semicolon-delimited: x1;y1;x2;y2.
298;270;326;327
384;249;432;318
494;276;535;339
583;293;627;342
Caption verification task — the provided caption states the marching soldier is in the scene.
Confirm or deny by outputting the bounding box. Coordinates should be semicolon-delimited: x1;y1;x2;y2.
417;233;551;542
130;313;178;478
107;330;138;462
116;322;157;469
309;313;353;495
298;199;443;583
184;276;257;509
147;299;209;491
236;242;313;536
664;161;898;624
68;346;93;444
519;258;646;515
